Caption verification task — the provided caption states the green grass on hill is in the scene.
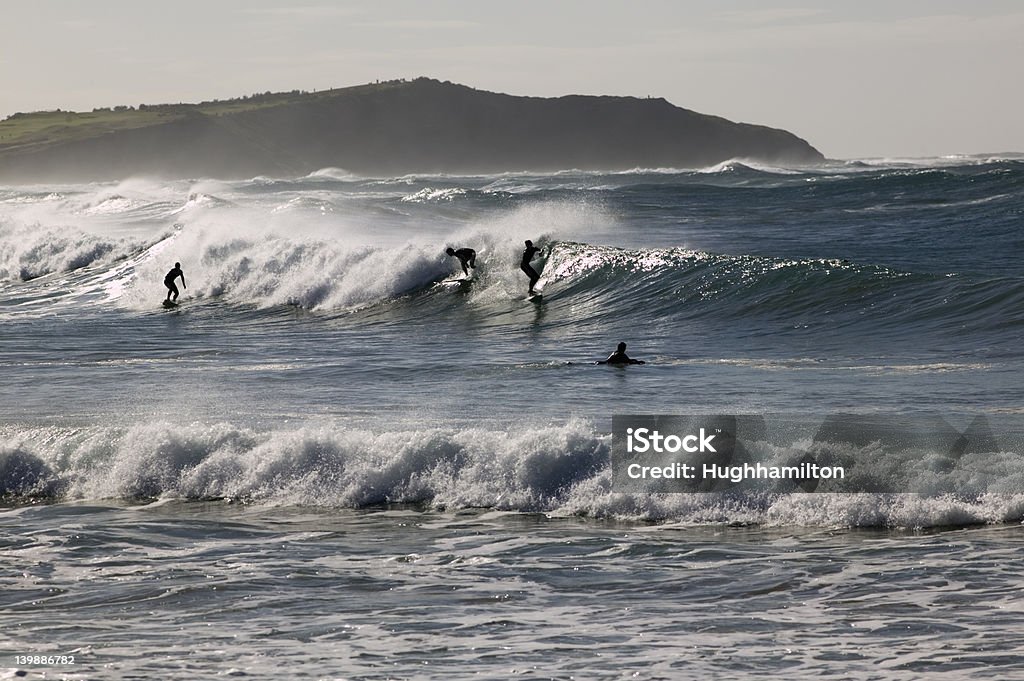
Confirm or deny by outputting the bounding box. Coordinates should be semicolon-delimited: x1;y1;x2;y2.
0;109;170;150
0;80;417;151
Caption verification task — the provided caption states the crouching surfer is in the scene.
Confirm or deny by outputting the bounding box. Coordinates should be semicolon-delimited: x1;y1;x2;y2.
445;247;477;277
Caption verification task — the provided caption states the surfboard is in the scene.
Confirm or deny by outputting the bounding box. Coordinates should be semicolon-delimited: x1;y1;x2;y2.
162;300;178;308
527;293;543;303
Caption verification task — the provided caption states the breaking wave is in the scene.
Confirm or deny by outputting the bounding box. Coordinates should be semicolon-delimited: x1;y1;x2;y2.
4;418;1024;529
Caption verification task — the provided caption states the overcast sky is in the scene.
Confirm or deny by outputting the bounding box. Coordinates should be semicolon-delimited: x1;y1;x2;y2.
4;0;1021;159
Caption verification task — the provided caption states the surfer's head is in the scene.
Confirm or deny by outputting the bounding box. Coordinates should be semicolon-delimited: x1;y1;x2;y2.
445;248;455;256
525;240;533;247
174;262;180;268
617;342;627;352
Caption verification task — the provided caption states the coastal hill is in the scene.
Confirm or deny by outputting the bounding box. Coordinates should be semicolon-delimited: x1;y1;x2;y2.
0;78;824;182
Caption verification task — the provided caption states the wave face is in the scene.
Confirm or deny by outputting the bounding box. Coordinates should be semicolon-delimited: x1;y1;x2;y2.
2;157;1024;526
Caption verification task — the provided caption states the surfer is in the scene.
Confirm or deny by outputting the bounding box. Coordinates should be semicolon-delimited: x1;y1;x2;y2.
164;262;186;302
445;247;477;277
520;240;541;294
599;342;645;365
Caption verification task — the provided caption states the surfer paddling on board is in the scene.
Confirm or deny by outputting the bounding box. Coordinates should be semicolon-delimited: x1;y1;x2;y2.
599;342;645;365
164;262;186;302
520;240;541;294
445;247;477;277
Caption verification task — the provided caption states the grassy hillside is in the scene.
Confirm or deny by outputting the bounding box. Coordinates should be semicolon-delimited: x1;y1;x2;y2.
0;79;824;182
0;109;167;149
0;82;403;148
0;81;414;150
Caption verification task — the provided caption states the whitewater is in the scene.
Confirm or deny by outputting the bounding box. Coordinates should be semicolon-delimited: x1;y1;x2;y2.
3;156;1024;679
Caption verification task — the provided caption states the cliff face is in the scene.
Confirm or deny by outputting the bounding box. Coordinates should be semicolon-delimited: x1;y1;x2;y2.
0;79;824;182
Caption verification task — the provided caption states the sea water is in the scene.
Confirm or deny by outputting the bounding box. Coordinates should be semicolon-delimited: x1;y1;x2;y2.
2;156;1024;679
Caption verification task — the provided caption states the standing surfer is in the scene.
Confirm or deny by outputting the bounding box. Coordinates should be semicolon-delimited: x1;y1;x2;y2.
164;262;186;302
445;247;477;277
520;240;541;294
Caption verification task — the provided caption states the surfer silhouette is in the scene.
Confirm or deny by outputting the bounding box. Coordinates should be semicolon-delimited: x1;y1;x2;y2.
164;262;186;302
446;247;477;277
599;342;645;365
520;240;541;294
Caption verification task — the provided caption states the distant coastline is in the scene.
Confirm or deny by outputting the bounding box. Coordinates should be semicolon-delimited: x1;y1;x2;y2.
0;78;824;183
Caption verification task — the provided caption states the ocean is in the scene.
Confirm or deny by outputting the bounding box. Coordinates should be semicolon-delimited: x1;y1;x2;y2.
2;156;1024;679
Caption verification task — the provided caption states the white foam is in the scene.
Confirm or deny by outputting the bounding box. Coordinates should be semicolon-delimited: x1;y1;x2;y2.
110;198;613;311
5;419;1024;529
0;218;132;282
401;187;467;202
700;158;804;175
306;167;361;181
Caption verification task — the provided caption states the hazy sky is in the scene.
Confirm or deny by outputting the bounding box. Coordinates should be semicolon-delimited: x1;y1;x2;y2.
5;0;1022;159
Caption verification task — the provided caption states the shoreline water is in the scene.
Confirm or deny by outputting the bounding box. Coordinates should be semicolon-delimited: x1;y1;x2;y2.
5;502;1024;679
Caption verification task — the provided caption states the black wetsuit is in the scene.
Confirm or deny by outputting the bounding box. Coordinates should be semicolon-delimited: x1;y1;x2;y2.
604;351;633;365
451;248;476;275
602;351;644;365
165;267;184;301
520;244;541;292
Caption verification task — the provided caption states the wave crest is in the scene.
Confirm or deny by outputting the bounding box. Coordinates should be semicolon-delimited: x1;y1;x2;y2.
0;220;130;281
5;419;1024;529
